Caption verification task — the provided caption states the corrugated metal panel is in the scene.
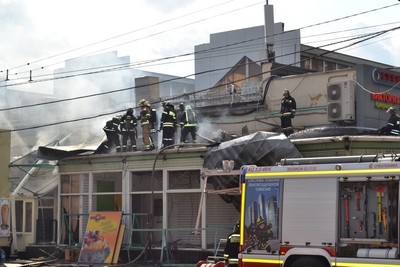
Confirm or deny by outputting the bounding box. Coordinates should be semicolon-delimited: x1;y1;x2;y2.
282;178;337;246
81;177;89;242
167;193;202;247
59;149;207;173
206;194;238;249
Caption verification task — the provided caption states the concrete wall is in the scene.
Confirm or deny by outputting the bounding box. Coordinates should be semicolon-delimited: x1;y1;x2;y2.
209;63;400;136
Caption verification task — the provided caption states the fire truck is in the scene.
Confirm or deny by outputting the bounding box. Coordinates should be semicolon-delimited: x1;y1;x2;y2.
235;155;400;267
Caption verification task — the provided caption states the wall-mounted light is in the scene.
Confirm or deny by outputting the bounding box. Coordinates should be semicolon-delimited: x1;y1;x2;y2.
342;177;348;181
366;177;371;181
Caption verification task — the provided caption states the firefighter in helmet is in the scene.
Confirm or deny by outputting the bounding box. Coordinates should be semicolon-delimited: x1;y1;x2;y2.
280;89;296;137
160;101;177;148
138;99;155;151
103;116;122;153
224;221;240;267
380;107;400;135
255;216;272;252
120;108;138;152
179;104;198;144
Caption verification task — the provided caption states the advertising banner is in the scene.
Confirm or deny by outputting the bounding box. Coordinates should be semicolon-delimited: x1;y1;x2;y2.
243;179;280;252
78;211;122;263
0;199;10;236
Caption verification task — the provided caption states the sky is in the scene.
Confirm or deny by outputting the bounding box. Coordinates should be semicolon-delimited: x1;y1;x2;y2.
1;0;400;94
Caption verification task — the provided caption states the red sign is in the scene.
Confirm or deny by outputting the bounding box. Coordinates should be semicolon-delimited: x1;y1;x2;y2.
372;68;400;88
371;93;400;104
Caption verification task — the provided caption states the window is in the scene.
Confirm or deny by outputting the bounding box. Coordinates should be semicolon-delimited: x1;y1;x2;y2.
168;170;200;190
132;171;163;191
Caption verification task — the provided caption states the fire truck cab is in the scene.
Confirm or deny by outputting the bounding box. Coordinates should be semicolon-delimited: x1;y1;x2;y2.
239;155;400;267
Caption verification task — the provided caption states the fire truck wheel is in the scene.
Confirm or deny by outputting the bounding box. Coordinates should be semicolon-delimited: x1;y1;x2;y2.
291;256;326;267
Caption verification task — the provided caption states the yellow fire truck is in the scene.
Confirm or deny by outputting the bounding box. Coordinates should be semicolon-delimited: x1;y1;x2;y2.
237;155;400;267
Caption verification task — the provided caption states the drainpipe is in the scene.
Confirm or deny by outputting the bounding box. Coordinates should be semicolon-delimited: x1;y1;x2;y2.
10;160;43;255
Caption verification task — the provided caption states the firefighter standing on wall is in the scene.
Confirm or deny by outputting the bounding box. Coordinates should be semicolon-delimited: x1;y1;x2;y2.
380;107;400;136
120;108;138;152
280;89;296;137
138;99;155;151
224;221;240;267
179;103;198;144
103;117;122;153
160;102;177;148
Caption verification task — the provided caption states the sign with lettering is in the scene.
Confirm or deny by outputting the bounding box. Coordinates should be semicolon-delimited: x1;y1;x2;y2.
78;211;122;263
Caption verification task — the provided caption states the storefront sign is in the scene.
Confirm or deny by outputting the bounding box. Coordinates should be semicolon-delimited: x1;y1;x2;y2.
372;68;400;88
78;211;122;263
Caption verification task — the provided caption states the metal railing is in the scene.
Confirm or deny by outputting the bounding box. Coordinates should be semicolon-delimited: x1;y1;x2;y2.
62;213;232;265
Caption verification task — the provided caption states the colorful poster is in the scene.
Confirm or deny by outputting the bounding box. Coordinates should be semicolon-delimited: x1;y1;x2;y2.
243;179;281;252
0;198;10;236
78;211;122;263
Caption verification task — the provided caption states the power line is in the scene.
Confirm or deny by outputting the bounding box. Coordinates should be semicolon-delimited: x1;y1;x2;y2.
1;0;258;75
1;25;398;113
1;25;398;133
3;18;399;86
2;1;398;80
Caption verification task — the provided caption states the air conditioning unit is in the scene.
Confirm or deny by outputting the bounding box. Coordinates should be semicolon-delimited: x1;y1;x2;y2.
327;80;355;122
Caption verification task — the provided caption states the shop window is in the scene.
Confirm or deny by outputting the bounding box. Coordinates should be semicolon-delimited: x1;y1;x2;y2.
337;63;350;70
93;172;122;193
168;170;200;190
312;58;324;72
300;56;311;69
25;202;32;232
15;201;23;232
325;61;336;71
132;171;163;191
61;174;88;193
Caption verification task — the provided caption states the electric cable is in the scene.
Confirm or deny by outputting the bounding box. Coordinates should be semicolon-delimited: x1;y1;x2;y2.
2;2;398;81
0;25;397;134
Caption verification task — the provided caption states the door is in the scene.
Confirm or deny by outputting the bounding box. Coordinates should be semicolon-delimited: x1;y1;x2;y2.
15;198;37;249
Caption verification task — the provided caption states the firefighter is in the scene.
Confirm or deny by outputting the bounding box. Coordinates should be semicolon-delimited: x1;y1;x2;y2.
179;104;198;144
280;89;296;137
103;117;122;153
120;108;138;152
138;99;155;151
380;107;400;136
160;101;177;148
255;216;272;252
224;221;240;267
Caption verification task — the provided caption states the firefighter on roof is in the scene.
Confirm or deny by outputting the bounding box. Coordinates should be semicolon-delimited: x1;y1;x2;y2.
120;108;138;152
380;107;400;136
280;89;296;137
179;103;198;144
160;101;177;148
103;117;122;153
138;99;155;151
224;221;240;267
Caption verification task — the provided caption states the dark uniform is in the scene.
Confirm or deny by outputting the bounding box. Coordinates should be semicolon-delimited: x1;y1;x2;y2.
224;222;240;267
380;107;400;136
120;108;138;152
160;102;177;148
280;89;296;137
138;99;155;151
255;216;273;252
103;117;122;153
179;104;197;144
